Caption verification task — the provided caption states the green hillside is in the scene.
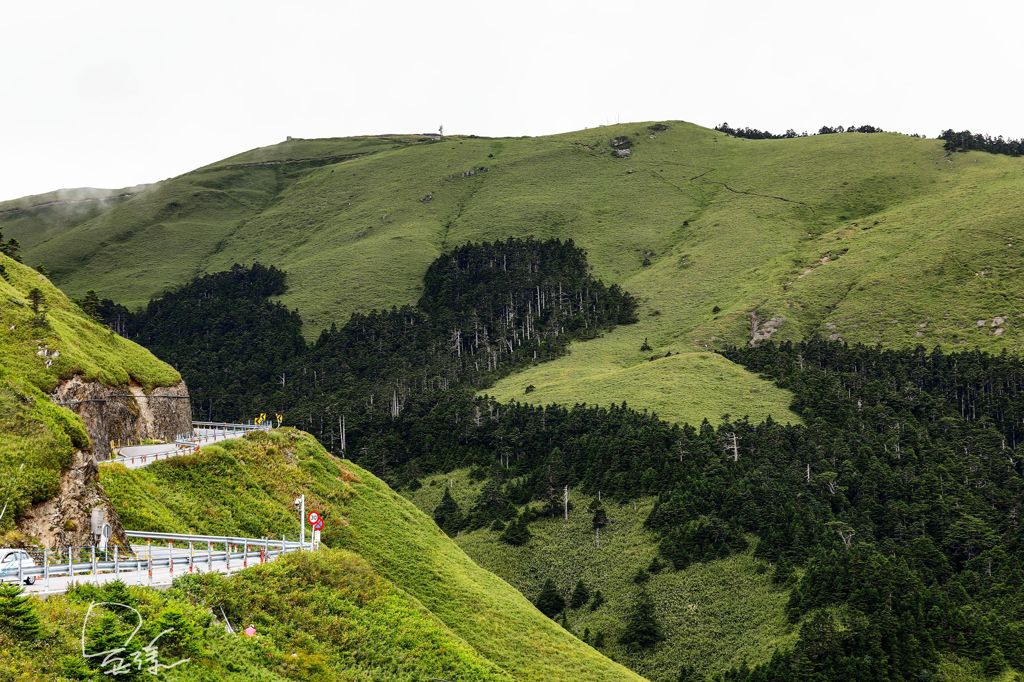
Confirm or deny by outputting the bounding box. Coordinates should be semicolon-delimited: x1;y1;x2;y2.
405;468;797;681
0;253;179;534
0;253;179;390
0;254;635;679
4;121;1022;681
0;186;147;252
8;122;1024;424
3;550;510;680
99;428;642;681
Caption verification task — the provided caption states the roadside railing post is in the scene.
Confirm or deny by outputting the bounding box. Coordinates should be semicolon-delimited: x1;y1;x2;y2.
2;530;326;594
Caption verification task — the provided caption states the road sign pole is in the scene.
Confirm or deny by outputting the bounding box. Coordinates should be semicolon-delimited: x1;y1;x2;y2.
44;547;49;590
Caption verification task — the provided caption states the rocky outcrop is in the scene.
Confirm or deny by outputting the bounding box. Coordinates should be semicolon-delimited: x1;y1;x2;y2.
50;376;191;458
18;448;128;548
610;136;633;158
17;377;191;548
749;311;784;347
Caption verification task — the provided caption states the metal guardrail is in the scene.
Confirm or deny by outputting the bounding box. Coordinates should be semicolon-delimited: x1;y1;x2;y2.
5;530;312;594
124;530;306;549
190;421;275;429
102;421;272;466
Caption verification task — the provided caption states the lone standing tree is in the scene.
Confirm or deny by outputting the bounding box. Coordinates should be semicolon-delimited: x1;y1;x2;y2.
0;584;41;639
80;289;101;320
619;588;662;649
592;501;609;546
432;488;463;536
28;287;44;314
569;579;591;609
534;578;566;618
499;515;531;545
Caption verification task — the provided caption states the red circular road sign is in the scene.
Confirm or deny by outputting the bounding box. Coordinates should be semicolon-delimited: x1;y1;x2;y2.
313;519;324;531
307;511;320;525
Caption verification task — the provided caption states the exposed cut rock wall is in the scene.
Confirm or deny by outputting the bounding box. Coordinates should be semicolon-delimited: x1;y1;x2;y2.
50;376;191;457
17;377;191;548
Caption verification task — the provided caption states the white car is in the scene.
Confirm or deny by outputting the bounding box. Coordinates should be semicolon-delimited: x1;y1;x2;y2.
0;549;36;585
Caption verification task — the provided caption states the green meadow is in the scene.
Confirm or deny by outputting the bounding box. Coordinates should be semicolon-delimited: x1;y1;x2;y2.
2;549;511;681
405;468;797;681
8;122;1021;424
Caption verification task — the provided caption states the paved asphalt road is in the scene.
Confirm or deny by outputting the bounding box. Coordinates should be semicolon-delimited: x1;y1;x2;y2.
11;424;285;596
112;428;247;469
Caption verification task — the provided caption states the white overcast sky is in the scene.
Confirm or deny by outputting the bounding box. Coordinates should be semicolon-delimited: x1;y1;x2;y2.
2;0;1022;201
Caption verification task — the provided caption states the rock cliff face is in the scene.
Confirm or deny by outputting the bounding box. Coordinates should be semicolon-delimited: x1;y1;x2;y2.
18;449;127;548
50;376;191;458
18;376;191;547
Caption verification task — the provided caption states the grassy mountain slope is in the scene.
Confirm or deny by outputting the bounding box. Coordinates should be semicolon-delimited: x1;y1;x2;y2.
9;122;1024;423
100;428;641;681
405;468;797;682
0;253;180;534
205;134;425;168
4;549;510;681
0;254;179;389
0;186;148;252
